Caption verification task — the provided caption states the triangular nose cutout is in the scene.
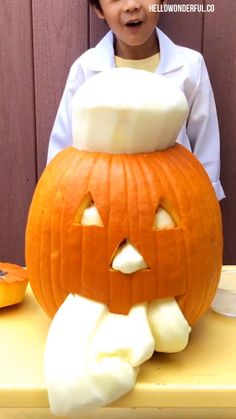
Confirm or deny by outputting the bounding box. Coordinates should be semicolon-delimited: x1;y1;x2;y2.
111;239;149;274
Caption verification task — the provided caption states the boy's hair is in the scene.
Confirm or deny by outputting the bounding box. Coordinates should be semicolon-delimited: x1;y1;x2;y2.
88;0;165;14
88;0;103;13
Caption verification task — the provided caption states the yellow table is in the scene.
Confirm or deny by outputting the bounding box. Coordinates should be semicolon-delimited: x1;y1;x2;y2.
1;267;236;419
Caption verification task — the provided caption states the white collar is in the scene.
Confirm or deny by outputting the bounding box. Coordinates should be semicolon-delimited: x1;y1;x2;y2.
87;28;185;74
156;28;184;74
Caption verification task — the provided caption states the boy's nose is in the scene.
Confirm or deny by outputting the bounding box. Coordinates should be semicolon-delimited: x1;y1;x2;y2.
123;0;141;12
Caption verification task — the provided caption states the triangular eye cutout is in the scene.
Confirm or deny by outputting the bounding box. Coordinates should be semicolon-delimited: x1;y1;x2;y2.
153;206;176;230
73;192;104;227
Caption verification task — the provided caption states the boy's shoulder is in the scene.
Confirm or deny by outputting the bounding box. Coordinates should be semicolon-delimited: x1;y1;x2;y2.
156;28;208;85
70;31;114;77
176;44;206;80
175;43;204;64
69;48;96;73
158;28;205;68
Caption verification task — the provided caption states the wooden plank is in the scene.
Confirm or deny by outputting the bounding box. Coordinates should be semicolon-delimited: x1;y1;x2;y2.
89;6;108;47
32;0;89;175
203;0;236;263
159;0;204;51
0;0;36;265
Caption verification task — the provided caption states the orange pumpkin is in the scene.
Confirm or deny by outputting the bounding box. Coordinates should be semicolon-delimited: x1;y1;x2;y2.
0;262;28;308
25;143;222;325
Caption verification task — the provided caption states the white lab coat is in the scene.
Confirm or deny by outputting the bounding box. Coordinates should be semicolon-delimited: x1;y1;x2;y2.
47;28;225;200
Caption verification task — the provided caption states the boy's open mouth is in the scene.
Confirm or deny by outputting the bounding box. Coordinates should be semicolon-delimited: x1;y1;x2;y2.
126;20;142;27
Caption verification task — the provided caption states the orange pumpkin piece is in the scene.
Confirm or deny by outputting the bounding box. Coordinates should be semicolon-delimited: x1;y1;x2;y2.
25;144;222;325
0;263;28;308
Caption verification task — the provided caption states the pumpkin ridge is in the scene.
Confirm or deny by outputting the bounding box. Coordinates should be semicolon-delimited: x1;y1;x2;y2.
42;150;76;314
137;154;157;227
152;149;191;246
76;152;99;297
105;153;113;308
134;153;161;299
90;152;112;303
178;145;220;227
135;153;158;248
166;146;222;323
48;153;71;307
164;147;208;322
52;149;87;306
173;146;222;321
122;154;144;305
29;148;86;315
140;151;174;282
147;149;193;320
152;150;182;223
120;154;129;232
109;154;133;311
39;197;56;316
170;147;220;240
155;150;188;299
31;153;68;316
49;209;59;311
51;153;79;308
133;153;159;303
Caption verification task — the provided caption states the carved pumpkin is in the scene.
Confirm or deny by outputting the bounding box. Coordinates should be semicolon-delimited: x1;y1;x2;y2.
0;262;28;308
25;68;224;419
26;69;222;324
25;143;222;324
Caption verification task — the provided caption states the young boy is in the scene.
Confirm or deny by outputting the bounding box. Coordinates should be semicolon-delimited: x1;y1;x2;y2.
47;0;225;200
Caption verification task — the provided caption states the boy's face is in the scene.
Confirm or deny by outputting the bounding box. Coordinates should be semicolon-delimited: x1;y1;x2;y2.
94;0;165;58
